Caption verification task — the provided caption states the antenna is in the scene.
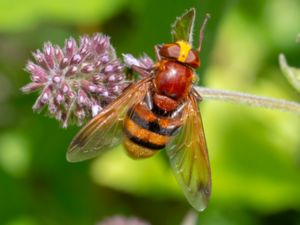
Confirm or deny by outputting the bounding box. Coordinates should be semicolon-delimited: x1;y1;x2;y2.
196;13;211;52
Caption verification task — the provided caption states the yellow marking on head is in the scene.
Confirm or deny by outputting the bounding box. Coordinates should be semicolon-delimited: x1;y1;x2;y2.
176;41;192;63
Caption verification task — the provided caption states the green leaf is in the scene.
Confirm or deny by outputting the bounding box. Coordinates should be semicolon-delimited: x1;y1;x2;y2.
171;8;196;44
279;53;300;92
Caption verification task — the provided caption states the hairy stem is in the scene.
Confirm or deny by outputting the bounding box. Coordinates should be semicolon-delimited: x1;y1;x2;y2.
181;210;198;225
194;86;300;115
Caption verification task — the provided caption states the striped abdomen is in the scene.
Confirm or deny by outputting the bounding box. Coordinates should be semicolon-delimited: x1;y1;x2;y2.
123;97;185;159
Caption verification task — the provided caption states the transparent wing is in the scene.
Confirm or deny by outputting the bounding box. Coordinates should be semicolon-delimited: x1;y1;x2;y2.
166;93;211;211
67;78;152;162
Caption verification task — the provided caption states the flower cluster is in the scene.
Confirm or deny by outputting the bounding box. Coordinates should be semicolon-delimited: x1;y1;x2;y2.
96;216;150;225
22;33;129;127
123;53;153;77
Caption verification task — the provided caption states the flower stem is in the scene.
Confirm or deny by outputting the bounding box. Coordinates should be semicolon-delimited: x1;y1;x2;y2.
181;210;198;225
195;86;300;115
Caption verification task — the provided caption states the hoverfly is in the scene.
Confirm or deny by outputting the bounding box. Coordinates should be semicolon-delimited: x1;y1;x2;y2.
67;9;211;211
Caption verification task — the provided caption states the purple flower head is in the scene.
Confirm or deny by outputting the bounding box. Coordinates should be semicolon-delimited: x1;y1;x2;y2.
96;216;150;225
22;33;129;127
123;53;154;78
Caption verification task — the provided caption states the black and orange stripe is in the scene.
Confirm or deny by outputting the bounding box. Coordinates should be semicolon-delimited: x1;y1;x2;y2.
123;100;184;158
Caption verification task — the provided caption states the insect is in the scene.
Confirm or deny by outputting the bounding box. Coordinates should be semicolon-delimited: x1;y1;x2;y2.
67;9;211;211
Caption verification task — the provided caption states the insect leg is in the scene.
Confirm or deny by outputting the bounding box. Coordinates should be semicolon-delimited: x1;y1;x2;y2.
171;102;187;119
191;87;203;102
145;91;153;110
154;45;162;61
131;65;151;77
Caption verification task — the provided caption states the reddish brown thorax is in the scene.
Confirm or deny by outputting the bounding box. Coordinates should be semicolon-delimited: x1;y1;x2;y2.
154;41;200;111
155;60;193;100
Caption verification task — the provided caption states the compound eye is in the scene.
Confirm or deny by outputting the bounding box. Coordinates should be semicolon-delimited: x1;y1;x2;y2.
159;44;180;59
185;50;200;68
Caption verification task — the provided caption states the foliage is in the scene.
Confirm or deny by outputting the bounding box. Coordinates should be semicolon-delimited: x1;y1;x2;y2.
171;8;195;44
279;52;300;92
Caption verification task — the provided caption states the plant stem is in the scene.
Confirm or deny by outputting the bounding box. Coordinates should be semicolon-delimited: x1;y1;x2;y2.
194;86;300;115
181;210;198;225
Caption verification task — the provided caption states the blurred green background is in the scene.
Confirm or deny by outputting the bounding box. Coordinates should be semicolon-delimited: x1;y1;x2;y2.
1;0;300;224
